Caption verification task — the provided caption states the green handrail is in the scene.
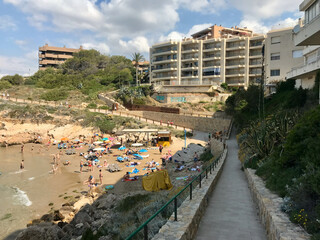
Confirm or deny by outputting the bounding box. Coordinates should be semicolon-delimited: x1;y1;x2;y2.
126;153;223;240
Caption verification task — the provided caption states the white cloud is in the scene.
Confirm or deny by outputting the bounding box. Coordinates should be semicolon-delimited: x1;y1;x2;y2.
82;42;110;55
0;51;38;76
0;15;17;30
15;39;28;47
119;36;150;54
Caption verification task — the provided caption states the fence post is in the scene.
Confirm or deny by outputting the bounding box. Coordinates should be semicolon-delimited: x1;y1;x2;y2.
174;198;178;221
190;183;192;200
206;169;208;179
144;225;148;240
199;174;202;188
210;164;212;174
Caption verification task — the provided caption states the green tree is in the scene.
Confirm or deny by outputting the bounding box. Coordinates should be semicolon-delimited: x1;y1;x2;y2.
131;52;145;86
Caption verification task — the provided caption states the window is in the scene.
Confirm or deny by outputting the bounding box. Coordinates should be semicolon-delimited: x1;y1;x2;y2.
270;69;280;76
292;50;303;58
271;36;280;44
271;52;280;60
305;0;320;24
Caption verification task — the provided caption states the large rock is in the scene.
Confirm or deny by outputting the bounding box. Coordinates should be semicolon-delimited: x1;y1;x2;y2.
95;194;116;210
53;210;65;221
16;222;66;240
70;212;92;226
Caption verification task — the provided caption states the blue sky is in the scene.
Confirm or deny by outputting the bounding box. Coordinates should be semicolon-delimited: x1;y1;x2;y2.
0;0;303;77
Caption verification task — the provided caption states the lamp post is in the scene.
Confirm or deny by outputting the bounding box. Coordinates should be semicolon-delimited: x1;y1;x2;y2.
184;129;187;148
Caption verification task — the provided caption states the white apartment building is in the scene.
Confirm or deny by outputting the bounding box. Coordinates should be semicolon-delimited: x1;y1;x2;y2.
265;28;304;92
287;0;320;90
150;25;265;90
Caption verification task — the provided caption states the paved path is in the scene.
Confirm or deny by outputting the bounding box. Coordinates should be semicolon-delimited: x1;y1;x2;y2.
195;129;267;240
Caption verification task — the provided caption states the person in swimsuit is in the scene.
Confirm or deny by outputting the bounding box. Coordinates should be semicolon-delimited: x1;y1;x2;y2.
21;144;24;153
80;160;83;173
99;169;103;184
20;160;24;170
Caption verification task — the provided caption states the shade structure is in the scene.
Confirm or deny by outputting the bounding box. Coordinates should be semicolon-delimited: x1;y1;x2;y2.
119;146;126;150
61;137;69;142
93;147;105;151
131;143;143;147
93;141;104;145
73;139;81;142
102;138;109;141
139;149;148;153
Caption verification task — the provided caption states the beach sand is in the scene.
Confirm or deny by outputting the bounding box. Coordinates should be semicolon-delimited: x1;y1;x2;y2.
0;130;208;239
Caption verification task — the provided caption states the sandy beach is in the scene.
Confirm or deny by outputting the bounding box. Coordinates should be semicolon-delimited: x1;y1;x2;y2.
0;119;209;239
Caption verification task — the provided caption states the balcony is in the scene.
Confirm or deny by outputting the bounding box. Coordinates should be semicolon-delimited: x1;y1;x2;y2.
203;65;220;69
181;66;198;71
249;63;262;68
152;67;177;73
181;75;198;79
226;73;245;77
249;53;262;59
181;58;199;62
181;48;199;53
153;75;178;81
153;59;178;64
39;59;62;65
294;14;320;46
225;55;245;59
226;45;246;51
287;55;320;79
203;47;221;52
152;50;178;57
225;64;245;69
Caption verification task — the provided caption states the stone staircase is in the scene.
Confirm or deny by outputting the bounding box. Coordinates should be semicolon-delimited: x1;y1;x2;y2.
98;93;127;111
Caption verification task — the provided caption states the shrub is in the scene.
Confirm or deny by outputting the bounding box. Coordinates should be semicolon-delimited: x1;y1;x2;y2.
86;103;97;109
0;80;12;90
40;88;69;101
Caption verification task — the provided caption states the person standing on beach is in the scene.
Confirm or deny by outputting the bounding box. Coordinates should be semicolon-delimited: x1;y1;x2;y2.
20;160;24;170
159;145;163;154
99;169;103;185
20;144;24;153
80;160;83;173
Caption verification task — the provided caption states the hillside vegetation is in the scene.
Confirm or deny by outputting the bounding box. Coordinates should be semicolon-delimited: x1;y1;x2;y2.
226;75;320;239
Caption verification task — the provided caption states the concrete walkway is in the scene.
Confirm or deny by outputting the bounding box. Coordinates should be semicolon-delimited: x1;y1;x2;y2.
195;130;267;240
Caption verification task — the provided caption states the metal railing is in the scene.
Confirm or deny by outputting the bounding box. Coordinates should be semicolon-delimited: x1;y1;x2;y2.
126;154;223;240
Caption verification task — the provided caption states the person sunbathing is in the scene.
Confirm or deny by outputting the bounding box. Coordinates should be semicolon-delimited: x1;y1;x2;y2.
123;172;130;180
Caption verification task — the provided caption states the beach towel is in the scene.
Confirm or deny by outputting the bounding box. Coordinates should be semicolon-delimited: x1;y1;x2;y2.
139;149;148;153
124;177;138;181
129;168;139;174
133;154;143;160
105;185;114;190
117;157;124;162
119;146;126;150
141;154;149;158
176;176;189;180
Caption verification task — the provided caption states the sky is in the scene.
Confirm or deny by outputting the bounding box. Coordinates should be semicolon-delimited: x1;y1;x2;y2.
0;0;303;77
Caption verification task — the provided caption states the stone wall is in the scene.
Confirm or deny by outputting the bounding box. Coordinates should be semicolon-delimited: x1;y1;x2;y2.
245;168;310;240
152;148;227;240
131;111;231;133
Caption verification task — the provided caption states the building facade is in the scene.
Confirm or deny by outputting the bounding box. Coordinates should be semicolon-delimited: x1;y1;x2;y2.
287;0;320;91
38;44;82;70
150;25;265;89
265;28;304;92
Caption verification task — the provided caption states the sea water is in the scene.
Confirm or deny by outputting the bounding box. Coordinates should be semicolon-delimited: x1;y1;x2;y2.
0;144;82;239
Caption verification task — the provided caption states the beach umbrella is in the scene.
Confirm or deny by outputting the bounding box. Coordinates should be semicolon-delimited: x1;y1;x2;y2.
93;147;105;151
93;141;104;145
102;138;109;141
61;137;69;142
139;149;148;153
73;139;81;142
119;146;126;150
109;137;115;140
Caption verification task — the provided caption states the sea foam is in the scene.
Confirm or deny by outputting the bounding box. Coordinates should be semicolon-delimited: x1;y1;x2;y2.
12;187;32;206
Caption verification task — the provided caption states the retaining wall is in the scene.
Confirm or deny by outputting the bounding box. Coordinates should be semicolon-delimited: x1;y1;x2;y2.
152;148;227;240
130;111;231;133
245;168;310;240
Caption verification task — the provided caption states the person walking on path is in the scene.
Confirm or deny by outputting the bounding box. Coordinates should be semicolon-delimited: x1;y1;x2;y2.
159;145;163;154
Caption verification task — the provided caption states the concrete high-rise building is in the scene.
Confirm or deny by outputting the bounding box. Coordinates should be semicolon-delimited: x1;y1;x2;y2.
265;28;304;93
287;0;320;91
150;25;265;91
38;44;82;70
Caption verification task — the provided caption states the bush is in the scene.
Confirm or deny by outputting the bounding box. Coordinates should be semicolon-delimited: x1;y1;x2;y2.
86;103;97;109
40;88;69;101
0;80;12;90
99;105;109;110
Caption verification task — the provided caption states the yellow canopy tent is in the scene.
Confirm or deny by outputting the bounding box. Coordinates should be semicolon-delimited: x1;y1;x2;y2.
142;169;173;192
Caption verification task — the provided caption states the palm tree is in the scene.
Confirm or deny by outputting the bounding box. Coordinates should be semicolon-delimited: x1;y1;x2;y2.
132;52;145;86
